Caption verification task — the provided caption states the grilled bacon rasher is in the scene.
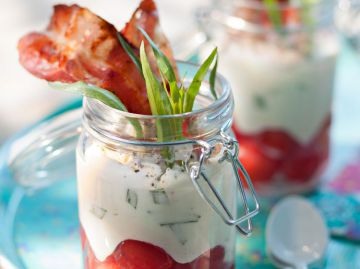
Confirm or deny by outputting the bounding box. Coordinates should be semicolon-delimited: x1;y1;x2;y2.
18;0;176;115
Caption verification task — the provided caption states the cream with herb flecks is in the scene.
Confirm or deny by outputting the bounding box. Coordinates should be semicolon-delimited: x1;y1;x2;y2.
77;141;236;264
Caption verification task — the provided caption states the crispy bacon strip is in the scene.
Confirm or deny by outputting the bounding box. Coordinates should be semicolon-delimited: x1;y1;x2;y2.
18;1;177;115
122;0;177;72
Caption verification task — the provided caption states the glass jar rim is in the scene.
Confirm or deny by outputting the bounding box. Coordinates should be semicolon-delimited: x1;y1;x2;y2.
84;60;231;121
230;0;324;10
83;60;234;145
197;0;334;34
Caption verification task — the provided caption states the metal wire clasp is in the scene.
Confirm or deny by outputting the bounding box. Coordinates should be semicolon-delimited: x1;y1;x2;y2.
187;131;260;236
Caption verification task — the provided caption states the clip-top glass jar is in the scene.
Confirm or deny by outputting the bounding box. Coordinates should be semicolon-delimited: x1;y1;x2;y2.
195;0;339;196
8;62;259;269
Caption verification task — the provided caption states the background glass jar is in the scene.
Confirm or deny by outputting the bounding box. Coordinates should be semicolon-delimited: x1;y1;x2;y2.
76;62;259;269
336;0;360;53
194;0;339;196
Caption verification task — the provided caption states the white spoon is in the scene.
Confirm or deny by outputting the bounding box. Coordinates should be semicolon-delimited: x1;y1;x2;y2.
267;250;294;269
0;255;17;269
266;196;328;269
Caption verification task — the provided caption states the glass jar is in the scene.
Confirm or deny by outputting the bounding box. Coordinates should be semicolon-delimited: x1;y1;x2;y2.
336;0;360;53
195;0;339;196
8;62;259;269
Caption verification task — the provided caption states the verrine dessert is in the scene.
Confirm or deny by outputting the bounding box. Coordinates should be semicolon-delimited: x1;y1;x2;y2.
77;96;238;269
17;0;258;268
198;0;338;195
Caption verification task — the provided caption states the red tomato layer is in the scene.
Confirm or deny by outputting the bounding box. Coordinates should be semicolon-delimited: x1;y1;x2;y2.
233;116;331;187
81;227;234;269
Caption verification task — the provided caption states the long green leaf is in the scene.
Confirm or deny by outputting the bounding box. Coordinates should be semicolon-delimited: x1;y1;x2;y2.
209;55;218;100
50;81;127;110
179;86;185;113
300;0;317;55
300;0;316;28
117;32;143;74
264;0;283;33
138;28;185;144
139;42;172;116
49;81;143;138
169;81;181;113
138;27;177;83
183;47;218;112
159;71;176;113
140;42;177;142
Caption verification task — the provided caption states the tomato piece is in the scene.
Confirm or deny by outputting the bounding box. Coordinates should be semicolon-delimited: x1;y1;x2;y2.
239;141;281;183
282;7;300;25
283;116;331;182
80;226;86;250
233;126;299;158
283;149;322;181
173;246;228;269
95;256;119;269
231;125;245;142
233;125;283;182
311;118;330;155
209;246;225;261
258;130;299;158
209;246;226;269
113;240;173;269
182;118;191;138
85;240;119;269
84;237;233;269
172;262;194;269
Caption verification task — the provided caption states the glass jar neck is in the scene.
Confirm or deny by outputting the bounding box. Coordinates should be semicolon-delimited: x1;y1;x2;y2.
198;0;335;35
82;61;234;146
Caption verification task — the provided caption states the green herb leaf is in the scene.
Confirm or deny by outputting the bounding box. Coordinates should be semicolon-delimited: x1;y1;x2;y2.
140;42;172;116
183;47;218;112
264;0;283;33
49;81;127;110
165;224;188;245
159;214;201;226
178;86;185;113
90;204;107;220
209;55;218;100
300;0;317;55
126;189;138;209
300;0;316;28
49;81;143;138
169;81;181;114
140;42;179;142
138;27;177;83
117;32;143;74
254;95;267;110
151;189;170;204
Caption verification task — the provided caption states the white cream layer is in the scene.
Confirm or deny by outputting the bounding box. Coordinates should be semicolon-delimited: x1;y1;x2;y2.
76;143;236;263
218;37;338;144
